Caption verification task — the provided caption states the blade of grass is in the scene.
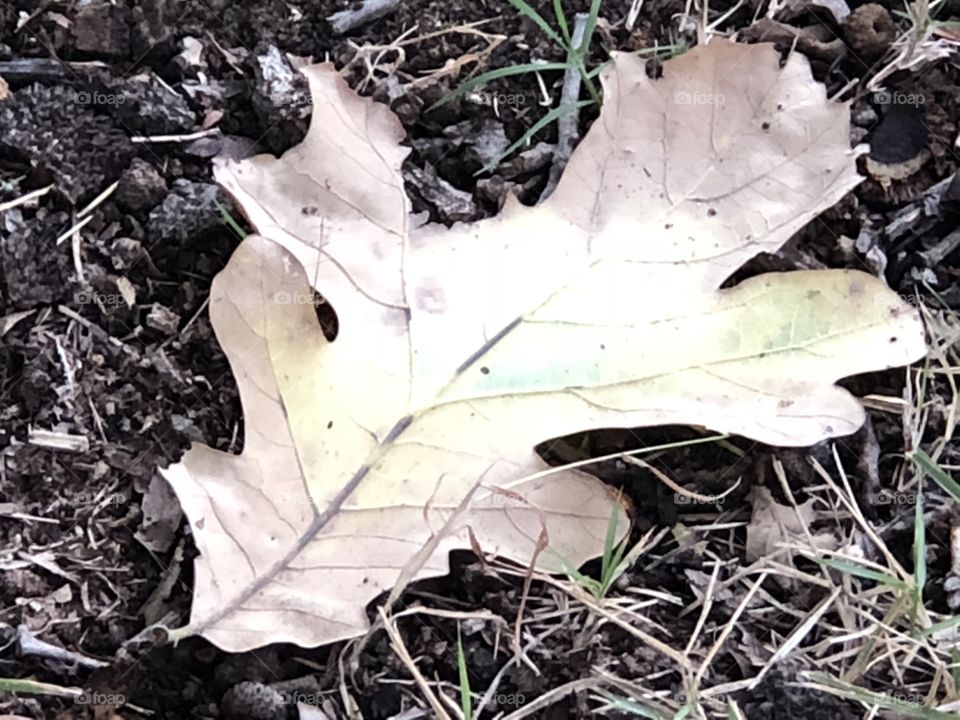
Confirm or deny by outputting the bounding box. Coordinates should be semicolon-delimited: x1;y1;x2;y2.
579;0;603;64
599;496;624;587
560;559;602;596
552;0;572;45
568;4;602;105
0;677;80;698
909;449;960;500
815;557;911;591
457;628;472;720
917;613;960;639
592;690;668;718
478;100;593;174
504;0;566;46
216;201;247;239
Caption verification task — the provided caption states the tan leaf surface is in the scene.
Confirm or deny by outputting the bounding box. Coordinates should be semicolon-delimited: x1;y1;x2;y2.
746;486;837;566
163;40;926;652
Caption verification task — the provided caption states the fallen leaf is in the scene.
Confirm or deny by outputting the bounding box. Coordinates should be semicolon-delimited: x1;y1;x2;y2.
746;486;836;566
135;473;183;553
164;40;926;652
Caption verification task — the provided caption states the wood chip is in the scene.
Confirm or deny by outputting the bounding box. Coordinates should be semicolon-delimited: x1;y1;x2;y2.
27;428;90;453
115;276;137;308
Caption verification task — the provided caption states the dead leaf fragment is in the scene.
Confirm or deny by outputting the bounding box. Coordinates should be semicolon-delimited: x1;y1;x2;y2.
135;474;183;553
0;309;35;337
746;486;836;566
164;40;926;653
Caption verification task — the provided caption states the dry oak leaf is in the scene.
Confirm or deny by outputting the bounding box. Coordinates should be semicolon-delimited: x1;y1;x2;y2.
163;40;926;652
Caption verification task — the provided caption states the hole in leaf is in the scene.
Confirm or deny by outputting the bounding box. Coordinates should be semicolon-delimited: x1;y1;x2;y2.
314;292;338;341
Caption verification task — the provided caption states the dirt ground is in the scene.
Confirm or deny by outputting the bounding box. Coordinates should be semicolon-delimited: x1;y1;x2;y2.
2;0;960;718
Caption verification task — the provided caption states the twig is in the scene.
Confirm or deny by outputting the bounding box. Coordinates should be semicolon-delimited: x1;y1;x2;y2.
54;215;92;246
378;607;453;719
624;455;742;504
540;13;589;202
78;180;119;218
17;626;107;670
0;185;53;214
694;572;768;685
131;128;220;144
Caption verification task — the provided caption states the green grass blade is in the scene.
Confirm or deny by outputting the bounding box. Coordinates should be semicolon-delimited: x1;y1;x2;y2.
600;498;623;583
816;557;911;591
552;0;572;45
0;677;79;698
505;0;566;45
633;43;689;61
429;62;572;111
918;614;960;639
567;565;602;596
457;628;472;719
579;0;603;63
909;449;960;500
478;100;593;173
216;201;248;239
592;690;667;718
585;62;608;79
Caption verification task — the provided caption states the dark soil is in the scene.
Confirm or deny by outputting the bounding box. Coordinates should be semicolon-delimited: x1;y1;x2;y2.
1;0;959;718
